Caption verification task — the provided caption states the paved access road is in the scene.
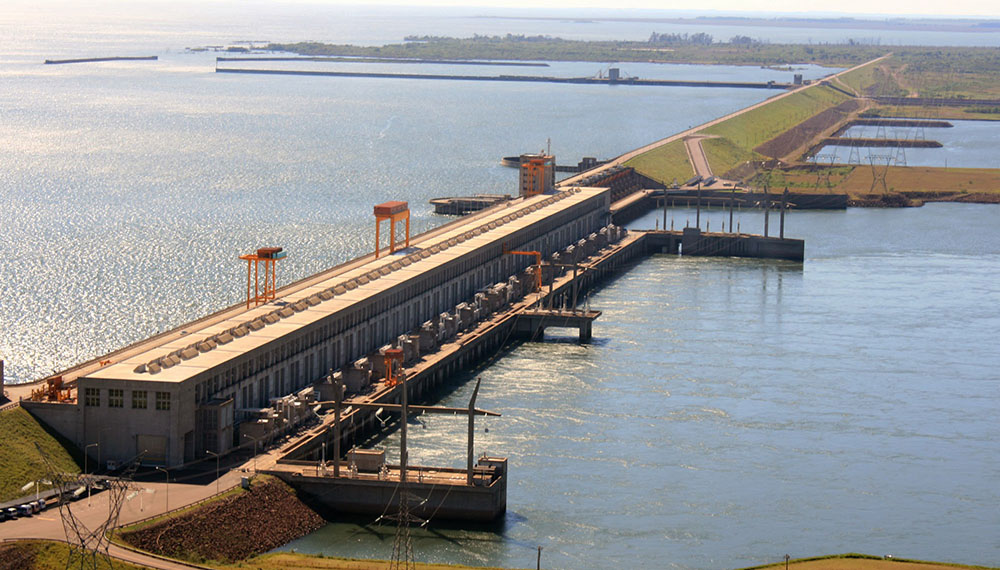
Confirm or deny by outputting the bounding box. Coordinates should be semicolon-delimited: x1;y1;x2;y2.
0;468;247;569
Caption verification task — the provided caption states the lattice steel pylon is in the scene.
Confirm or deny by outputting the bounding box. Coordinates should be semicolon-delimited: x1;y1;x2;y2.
893;126;909;167
813;153;838;193
381;370;424;570
868;154;893;194
35;443;143;570
384;485;424;570
847;139;863;165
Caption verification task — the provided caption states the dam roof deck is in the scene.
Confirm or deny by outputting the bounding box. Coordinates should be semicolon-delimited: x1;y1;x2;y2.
84;187;608;385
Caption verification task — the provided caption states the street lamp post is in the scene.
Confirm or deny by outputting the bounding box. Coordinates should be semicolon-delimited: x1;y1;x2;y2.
155;466;169;512
206;450;220;494
243;434;260;474
85;443;99;475
97;427;112;471
85;442;99;506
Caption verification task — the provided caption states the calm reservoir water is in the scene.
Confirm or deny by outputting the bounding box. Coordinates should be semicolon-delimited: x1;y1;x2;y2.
814;120;1000;169
1;4;997;569
1;4;834;384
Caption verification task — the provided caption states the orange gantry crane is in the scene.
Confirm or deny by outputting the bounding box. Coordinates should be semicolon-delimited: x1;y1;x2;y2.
374;201;410;258
239;247;286;309
502;245;542;293
383;347;405;387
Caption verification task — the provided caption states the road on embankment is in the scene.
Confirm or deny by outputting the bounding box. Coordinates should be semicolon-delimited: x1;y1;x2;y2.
684;135;715;178
0;467;249;569
558;54;891;187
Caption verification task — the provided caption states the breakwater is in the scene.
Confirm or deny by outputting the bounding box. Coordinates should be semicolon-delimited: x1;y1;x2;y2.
217;56;548;67
873;96;1000;107
848;118;953;129
820;137;942;148
44;56;157;65
501;155;611;173
215;67;793;89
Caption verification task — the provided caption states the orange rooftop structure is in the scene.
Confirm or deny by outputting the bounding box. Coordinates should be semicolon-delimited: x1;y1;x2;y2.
374;201;410;258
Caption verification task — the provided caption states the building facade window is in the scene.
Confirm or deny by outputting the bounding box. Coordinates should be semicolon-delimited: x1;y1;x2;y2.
132;390;147;409
84;388;100;407
108;389;123;408
155;391;171;411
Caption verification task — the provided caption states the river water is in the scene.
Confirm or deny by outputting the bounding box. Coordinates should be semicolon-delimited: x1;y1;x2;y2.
279;204;1000;569
812;120;1000;169
2;3;998;569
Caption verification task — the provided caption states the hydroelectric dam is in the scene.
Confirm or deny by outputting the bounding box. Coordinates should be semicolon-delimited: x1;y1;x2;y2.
14;153;803;521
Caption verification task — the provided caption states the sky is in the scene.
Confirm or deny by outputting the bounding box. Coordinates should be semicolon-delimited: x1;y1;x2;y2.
9;0;1000;21
287;0;1000;18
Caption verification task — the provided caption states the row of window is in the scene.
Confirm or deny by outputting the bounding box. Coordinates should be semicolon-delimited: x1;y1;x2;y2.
84;387;170;410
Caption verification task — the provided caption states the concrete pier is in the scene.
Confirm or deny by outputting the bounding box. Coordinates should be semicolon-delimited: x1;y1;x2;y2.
44;56;158;65
645;228;805;261
269;457;507;521
514;309;601;342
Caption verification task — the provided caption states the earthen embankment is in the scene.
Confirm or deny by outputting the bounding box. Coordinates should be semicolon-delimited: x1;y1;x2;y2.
119;478;323;564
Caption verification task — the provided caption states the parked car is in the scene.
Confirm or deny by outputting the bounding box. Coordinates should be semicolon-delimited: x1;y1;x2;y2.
17;504;32;517
0;509;8;522
5;507;17;519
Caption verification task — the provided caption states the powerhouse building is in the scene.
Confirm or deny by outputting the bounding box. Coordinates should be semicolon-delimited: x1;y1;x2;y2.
24;187;611;467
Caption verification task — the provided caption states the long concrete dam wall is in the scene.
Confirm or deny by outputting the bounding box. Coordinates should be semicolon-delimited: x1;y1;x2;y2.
215;67;793;89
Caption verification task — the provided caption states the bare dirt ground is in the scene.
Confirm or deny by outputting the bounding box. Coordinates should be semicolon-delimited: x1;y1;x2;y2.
754;99;866;162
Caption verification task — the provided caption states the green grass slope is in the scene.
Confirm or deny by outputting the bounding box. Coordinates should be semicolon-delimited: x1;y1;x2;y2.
624;139;692;185
0;408;81;503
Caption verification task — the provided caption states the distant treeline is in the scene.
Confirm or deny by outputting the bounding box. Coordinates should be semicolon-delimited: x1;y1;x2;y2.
404;32;759;47
265;37;1000;71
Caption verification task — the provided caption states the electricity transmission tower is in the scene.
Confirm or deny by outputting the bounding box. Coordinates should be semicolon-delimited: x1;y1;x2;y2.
813;153;837;193
36;443;143;570
868;154;893;194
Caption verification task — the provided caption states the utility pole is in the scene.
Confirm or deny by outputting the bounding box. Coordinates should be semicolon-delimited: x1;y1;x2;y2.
467;378;483;485
155;466;169;512
662;190;667;232
333;370;342;478
763;187;770;237
780;188;788;239
206;450;220;494
571;263;579;313
399;372;408;484
729;195;734;234
696;183;702;228
243;433;260;474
